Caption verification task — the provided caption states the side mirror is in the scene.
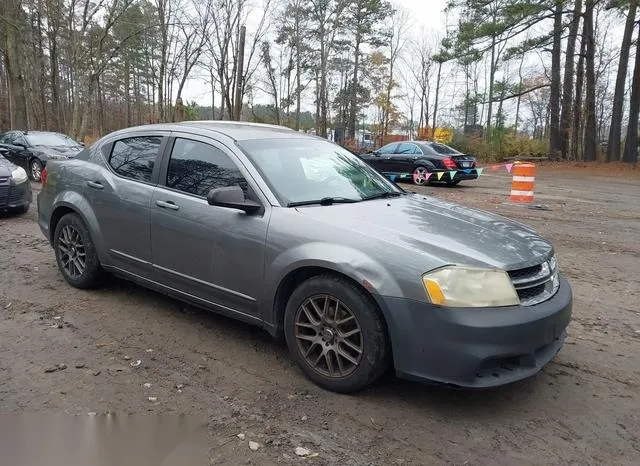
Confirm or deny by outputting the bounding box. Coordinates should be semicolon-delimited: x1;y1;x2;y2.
206;185;261;214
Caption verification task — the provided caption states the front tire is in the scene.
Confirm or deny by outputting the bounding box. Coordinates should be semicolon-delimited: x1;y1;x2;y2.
53;213;104;289
29;158;43;182
284;274;390;393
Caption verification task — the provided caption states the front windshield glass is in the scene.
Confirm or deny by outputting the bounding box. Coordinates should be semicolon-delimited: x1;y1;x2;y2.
237;137;402;206
26;132;78;147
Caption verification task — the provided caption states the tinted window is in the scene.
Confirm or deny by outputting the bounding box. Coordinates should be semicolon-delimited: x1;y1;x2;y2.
396;143;415;154
415;143;438;155
429;143;461;155
166;138;247;197
377;143;397;154
109;136;161;182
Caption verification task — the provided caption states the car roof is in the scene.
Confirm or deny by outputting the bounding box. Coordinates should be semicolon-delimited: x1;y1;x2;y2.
105;121;309;142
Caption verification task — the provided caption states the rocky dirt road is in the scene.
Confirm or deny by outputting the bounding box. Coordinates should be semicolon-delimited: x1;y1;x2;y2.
1;168;638;465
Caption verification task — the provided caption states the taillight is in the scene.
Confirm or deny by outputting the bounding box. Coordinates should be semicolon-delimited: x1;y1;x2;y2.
443;157;457;169
41;166;47;187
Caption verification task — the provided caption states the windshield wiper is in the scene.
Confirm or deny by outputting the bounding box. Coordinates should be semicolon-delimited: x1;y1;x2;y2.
287;197;359;207
361;191;403;201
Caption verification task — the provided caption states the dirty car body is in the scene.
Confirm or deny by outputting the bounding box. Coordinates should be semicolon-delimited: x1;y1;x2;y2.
36;122;572;393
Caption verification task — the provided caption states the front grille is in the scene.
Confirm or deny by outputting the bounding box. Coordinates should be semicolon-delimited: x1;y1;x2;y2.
507;256;559;306
0;177;9;207
8;186;23;203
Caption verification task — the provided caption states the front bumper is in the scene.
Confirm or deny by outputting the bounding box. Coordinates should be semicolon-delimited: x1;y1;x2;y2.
376;276;572;388
0;179;32;210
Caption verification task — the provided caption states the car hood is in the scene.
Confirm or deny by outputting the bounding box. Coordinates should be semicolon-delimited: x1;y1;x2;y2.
0;155;16;177
295;193;553;270
33;145;83;158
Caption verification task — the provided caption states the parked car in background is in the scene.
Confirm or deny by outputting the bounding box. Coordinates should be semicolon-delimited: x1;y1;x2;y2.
359;141;478;186
0;130;84;182
37;121;571;393
0;154;32;214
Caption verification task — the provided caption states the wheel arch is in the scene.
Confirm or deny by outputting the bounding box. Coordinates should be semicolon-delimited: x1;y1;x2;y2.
265;246;402;346
49;194;107;262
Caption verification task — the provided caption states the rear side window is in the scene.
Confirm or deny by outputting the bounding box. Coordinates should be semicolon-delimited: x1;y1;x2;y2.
166;138;248;197
429;143;460;155
109;136;162;182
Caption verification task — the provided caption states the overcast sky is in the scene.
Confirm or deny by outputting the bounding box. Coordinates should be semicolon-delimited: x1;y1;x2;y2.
180;0;450;107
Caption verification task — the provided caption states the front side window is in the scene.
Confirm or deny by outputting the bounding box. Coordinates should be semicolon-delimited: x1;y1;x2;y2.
237;138;401;206
166;138;247;197
109;136;162;182
377;143;397;154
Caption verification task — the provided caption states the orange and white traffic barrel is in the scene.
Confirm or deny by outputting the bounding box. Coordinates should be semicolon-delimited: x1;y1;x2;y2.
509;162;535;203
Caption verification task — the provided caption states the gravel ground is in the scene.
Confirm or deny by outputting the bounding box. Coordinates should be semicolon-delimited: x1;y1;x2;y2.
0;169;638;465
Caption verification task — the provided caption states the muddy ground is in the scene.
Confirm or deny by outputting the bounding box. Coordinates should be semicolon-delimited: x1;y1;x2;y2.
0;168;638;465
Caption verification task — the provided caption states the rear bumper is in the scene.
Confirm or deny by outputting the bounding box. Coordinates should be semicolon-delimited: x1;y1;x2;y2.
375;277;572;388
432;169;479;182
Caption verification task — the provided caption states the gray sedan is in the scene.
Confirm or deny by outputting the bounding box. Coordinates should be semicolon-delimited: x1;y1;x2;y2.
37;122;572;393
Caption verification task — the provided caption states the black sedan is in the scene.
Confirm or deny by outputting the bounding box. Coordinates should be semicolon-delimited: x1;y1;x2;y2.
359;141;478;186
0;130;83;182
0;154;32;214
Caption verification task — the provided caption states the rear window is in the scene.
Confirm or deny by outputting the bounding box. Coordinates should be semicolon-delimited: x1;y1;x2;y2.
429;143;461;155
108;136;162;182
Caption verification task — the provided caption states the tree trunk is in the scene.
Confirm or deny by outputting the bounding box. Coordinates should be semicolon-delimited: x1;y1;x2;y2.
560;0;582;159
485;35;496;139
432;61;442;140
125;58;131;126
295;40;301;131
623;21;640;165
583;0;597;161
347;31;362;139
548;0;564;159
607;0;638;161
571;17;587;161
3;1;29;129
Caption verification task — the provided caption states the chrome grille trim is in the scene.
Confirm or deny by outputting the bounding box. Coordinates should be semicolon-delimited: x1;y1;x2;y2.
507;255;560;306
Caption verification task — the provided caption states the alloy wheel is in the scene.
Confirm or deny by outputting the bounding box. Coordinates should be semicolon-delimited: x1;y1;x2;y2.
31;160;42;181
57;224;86;278
294;294;363;378
412;166;428;185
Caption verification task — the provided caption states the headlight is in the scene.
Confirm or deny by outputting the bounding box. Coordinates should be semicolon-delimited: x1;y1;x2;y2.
422;265;520;307
11;167;28;183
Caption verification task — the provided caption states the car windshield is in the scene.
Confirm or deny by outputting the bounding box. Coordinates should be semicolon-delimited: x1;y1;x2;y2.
237;138;403;206
427;143;462;155
26;132;78;147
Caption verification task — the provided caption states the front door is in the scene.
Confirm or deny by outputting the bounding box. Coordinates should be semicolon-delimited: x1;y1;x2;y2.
150;134;270;321
83;132;169;278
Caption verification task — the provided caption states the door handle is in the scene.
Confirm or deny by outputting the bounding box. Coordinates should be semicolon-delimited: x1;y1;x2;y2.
156;200;179;211
86;181;104;190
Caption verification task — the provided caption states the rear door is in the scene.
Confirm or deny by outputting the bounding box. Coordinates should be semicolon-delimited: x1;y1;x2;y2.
84;131;169;278
149;133;270;320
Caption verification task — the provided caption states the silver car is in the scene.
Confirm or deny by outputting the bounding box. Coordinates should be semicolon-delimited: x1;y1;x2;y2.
37;122;572;393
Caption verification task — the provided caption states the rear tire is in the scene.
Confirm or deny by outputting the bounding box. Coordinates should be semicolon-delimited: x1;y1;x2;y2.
53;213;104;289
412;166;430;185
284;274;391;393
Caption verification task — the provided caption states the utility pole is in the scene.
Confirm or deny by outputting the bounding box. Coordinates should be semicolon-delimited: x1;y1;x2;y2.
234;25;246;121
